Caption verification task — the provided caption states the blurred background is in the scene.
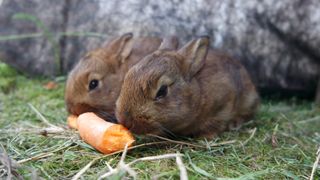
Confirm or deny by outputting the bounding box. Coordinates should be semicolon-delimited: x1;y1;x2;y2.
0;0;319;101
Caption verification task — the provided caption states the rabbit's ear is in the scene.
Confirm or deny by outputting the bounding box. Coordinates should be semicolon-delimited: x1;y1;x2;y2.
178;36;210;79
158;36;179;51
103;33;134;63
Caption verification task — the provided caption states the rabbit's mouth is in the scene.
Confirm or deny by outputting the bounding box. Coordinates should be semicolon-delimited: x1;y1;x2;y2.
67;103;96;116
94;110;117;123
68;103;117;123
130;125;161;135
127;117;160;135
116;112;164;135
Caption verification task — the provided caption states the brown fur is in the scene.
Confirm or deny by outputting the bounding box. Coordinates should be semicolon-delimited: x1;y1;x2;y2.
116;37;260;138
65;34;178;121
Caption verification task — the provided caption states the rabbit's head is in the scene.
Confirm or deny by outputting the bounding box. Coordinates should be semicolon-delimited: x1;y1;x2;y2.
116;37;210;135
65;33;133;121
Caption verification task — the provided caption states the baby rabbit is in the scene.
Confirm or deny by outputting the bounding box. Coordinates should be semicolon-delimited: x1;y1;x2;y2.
116;36;259;138
65;33;178;121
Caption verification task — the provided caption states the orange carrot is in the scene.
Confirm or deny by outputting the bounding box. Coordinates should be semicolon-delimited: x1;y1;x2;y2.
67;112;135;154
67;114;78;129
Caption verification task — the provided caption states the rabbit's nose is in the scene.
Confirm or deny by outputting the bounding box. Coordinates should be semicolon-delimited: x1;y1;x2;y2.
124;111;130;117
117;111;133;129
116;110;129;123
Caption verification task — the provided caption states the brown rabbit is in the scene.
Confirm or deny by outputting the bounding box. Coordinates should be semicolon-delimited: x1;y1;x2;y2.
65;33;178;121
115;36;259;138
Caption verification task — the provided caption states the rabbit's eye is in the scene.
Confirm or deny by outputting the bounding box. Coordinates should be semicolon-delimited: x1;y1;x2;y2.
155;85;168;100
89;79;99;90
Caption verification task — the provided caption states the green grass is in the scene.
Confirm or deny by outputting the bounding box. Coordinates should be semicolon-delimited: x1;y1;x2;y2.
0;63;319;179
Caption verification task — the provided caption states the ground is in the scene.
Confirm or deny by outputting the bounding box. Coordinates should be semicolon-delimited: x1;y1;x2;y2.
0;63;319;179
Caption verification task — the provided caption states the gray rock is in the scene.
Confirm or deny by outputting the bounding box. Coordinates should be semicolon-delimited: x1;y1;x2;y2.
0;0;68;76
0;0;319;98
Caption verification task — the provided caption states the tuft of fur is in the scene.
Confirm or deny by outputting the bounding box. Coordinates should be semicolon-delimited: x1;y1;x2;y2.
116;37;259;138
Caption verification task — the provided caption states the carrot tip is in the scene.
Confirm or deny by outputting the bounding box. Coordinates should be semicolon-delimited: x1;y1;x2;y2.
99;124;135;154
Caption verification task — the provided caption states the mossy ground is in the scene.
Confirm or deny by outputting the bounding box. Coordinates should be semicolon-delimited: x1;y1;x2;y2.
0;63;319;179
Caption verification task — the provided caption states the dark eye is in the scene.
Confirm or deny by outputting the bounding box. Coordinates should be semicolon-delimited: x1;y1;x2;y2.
155;85;168;100
89;79;99;90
